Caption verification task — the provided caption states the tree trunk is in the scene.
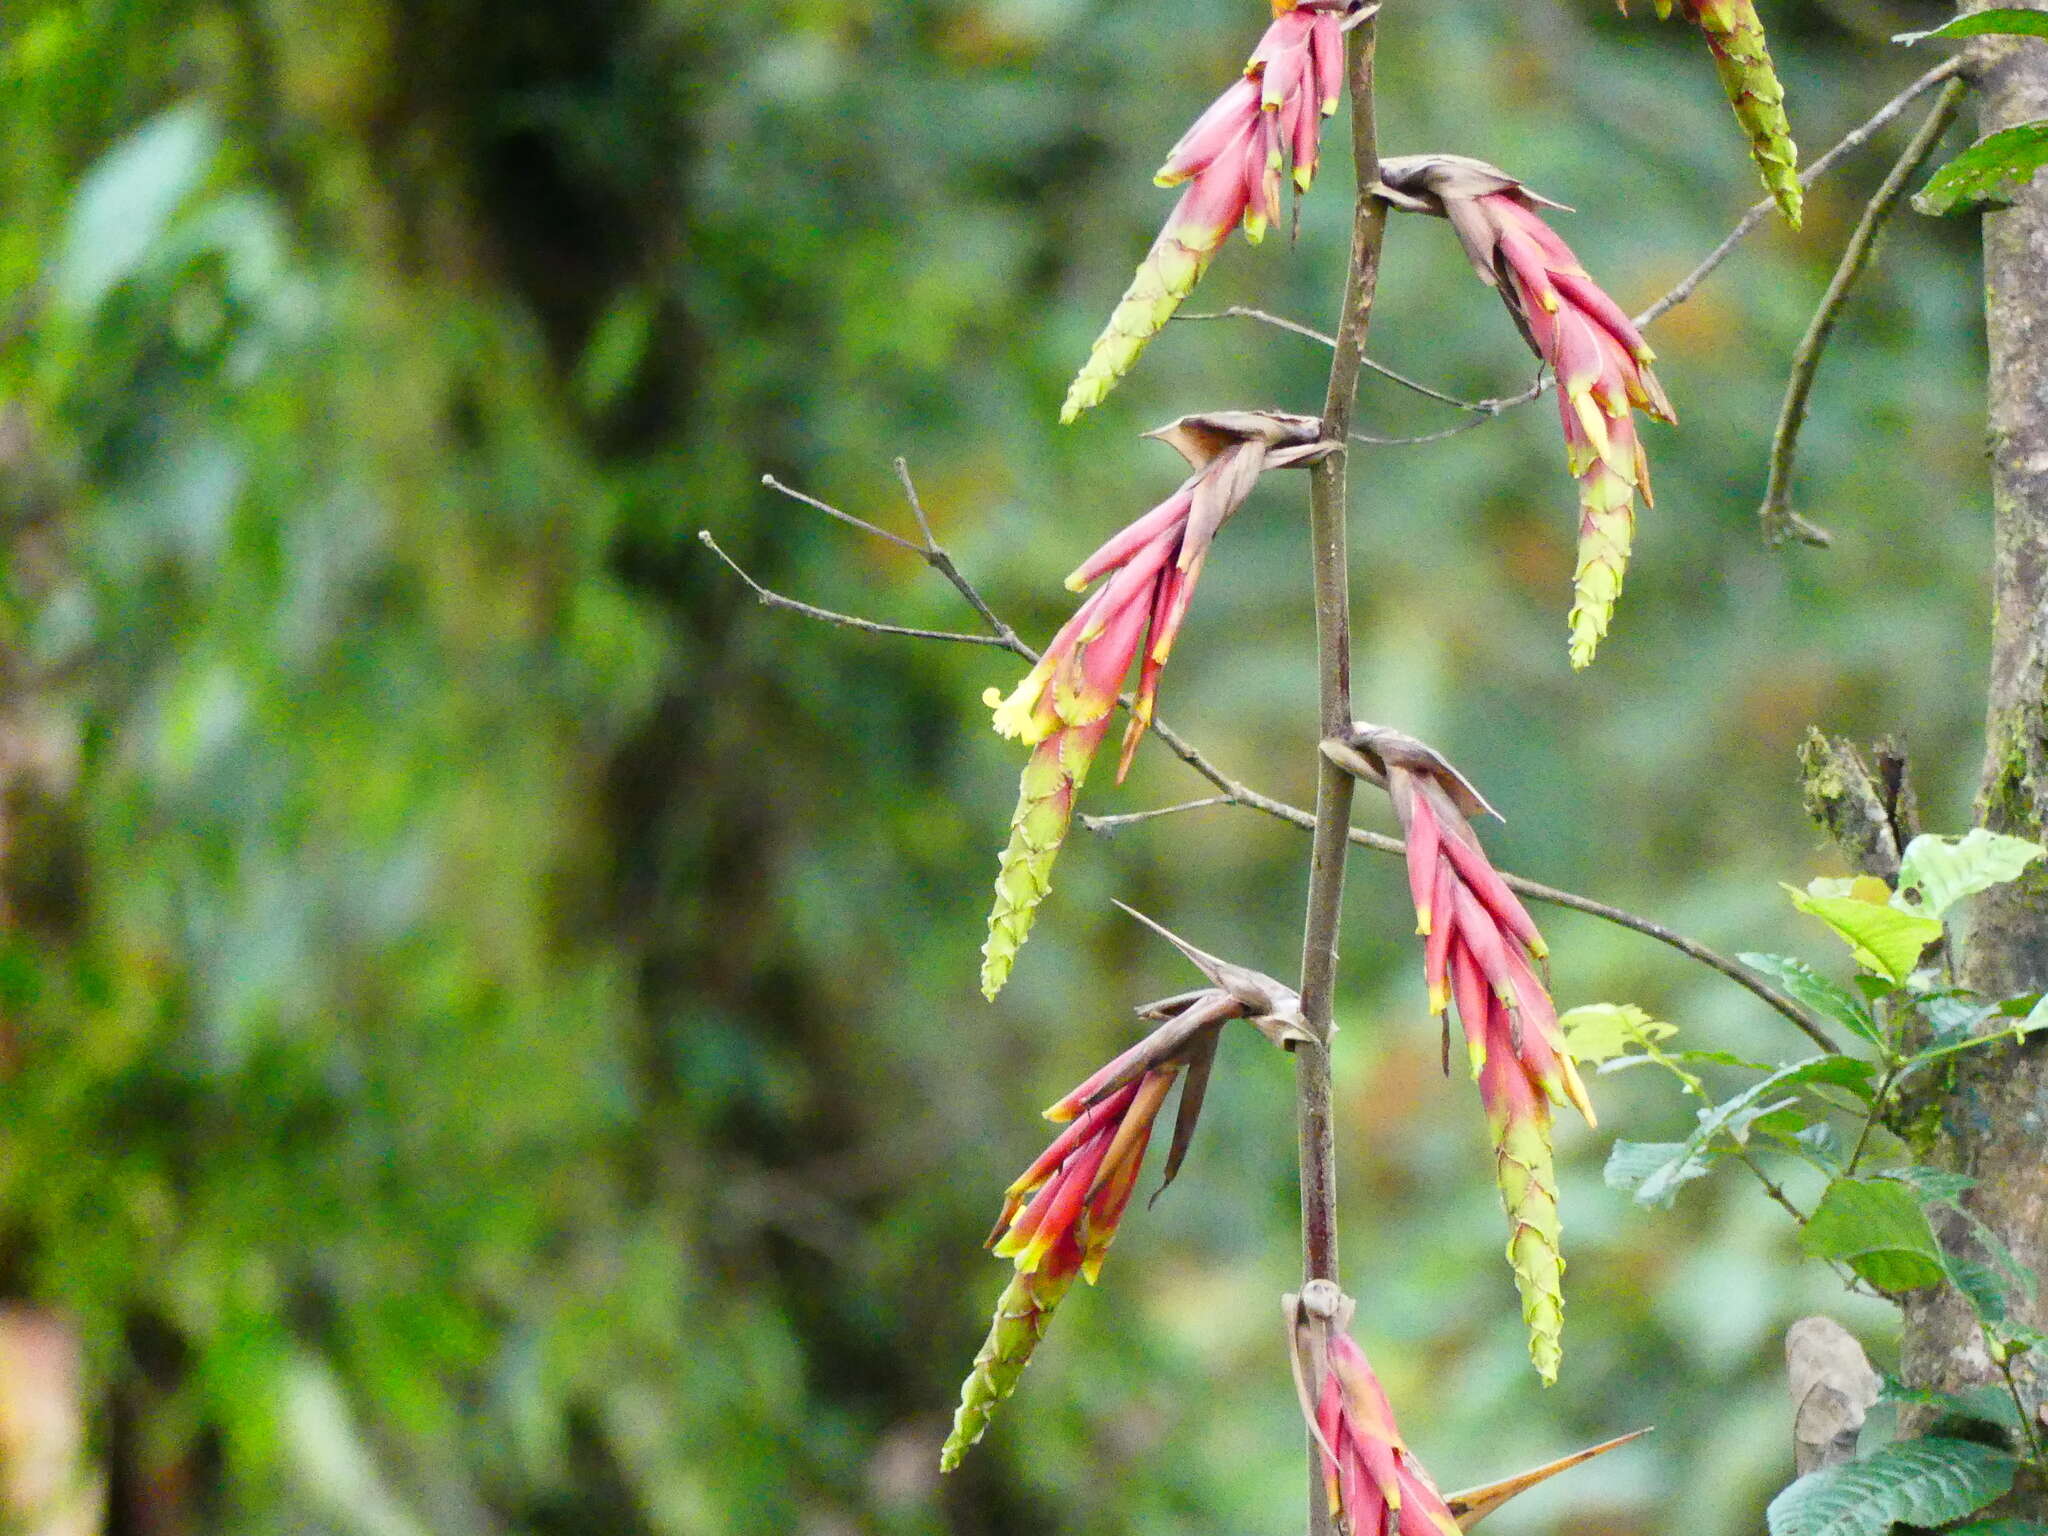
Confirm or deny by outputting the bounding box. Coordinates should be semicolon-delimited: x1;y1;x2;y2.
1899;5;2048;1510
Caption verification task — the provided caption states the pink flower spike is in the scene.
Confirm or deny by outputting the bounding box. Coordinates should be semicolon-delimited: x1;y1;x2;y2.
980;414;1329;996
1062;1;1367;419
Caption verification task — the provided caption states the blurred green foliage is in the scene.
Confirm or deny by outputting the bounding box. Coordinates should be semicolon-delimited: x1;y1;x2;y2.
0;0;2001;1533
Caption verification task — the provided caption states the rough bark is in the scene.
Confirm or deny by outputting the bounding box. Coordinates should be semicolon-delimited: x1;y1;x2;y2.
1899;7;2048;1508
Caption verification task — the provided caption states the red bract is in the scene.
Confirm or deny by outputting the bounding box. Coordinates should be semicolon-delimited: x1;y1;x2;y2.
1377;156;1676;669
979;412;1332;998
1060;0;1368;421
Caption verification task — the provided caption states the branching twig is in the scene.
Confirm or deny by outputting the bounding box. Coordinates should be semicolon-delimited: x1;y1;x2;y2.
707;471;1843;1054
1080;798;1235;834
1179;306;1495;413
1072;788;1838;1054
696;530;1014;648
1638;54;1967;332
1758;77;1969;548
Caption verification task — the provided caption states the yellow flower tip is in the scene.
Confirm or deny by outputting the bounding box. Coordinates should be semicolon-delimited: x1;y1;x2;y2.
1293;166;1314;193
1538;291;1560;313
981;686;1002;708
1527;934;1549;960
1063;572;1089;594
1415;908;1432;937
1080;1251;1107;1284
1243;213;1268;246
1465;1038;1487;1078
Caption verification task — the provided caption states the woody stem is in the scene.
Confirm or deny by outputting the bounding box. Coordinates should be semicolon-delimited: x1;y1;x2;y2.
1295;12;1386;1534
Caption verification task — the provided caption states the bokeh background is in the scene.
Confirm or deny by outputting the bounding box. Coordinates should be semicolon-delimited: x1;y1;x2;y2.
0;1;2000;1533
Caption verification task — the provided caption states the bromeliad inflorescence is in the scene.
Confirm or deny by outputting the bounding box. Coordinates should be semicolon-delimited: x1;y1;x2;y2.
979;411;1335;999
1323;725;1593;1384
1060;0;1373;422
1378;156;1676;669
943;909;1311;1469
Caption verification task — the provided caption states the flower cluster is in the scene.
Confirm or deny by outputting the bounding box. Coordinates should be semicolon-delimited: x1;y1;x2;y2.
980;412;1332;999
1323;725;1592;1383
1621;0;1800;224
1378;156;1675;669
1060;0;1367;422
944;911;1310;1469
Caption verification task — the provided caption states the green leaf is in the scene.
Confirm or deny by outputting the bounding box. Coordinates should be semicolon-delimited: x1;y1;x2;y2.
1896;9;2048;44
1948;1522;2048;1536
1946;1257;2011;1325
1916;121;2048;215
1738;952;1885;1049
1802;1177;1946;1290
1604;1139;1714;1207
1625;1057;1874;1208
1785;883;1944;983
1890;1166;1975;1203
1896;830;2043;919
1559;1003;1674;1063
1767;1439;2017;1536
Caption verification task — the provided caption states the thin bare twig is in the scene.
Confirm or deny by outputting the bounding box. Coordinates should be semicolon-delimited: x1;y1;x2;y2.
1639;54;1967;331
696;530;1014;648
891;458;1024;648
761;473;925;555
1179;305;1337;348
1080;797;1235;834
1178;306;1497;413
1758;78;1969;548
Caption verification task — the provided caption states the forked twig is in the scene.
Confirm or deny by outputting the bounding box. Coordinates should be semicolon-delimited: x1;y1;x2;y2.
703;468;1841;1055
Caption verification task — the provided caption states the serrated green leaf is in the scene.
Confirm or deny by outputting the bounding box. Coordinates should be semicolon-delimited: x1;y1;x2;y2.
1802;1177;1946;1290
1785;884;1944;983
1604;1139;1714;1207
1739;952;1885;1049
1767;1439;2017;1536
1559;1002;1674;1063
1896;830;2043;919
1629;1057;1874;1209
1916;121;2048;215
1896;9;2048;44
